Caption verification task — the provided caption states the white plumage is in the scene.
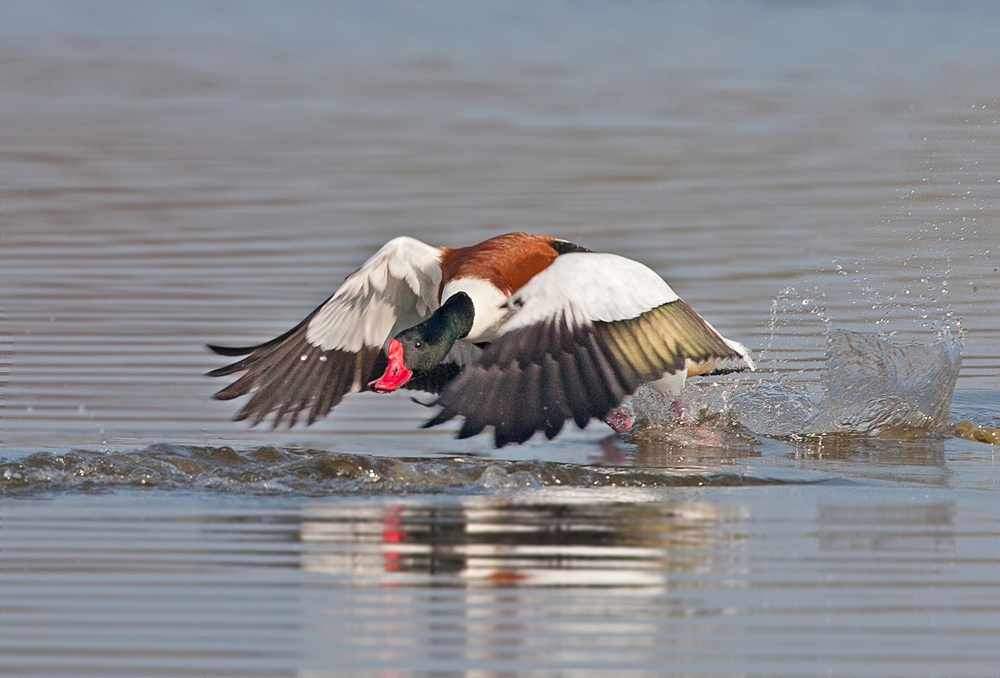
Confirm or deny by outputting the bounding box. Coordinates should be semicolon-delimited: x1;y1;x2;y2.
305;237;442;352
500;252;681;332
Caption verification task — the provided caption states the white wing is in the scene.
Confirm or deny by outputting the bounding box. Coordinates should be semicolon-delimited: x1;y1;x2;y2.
208;236;443;428
500;253;679;330
305;237;442;351
425;252;753;446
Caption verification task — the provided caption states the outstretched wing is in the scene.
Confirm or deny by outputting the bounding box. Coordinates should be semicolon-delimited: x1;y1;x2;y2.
208;236;443;428
424;252;752;447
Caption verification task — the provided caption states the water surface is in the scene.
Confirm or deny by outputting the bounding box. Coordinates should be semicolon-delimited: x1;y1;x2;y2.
1;1;999;676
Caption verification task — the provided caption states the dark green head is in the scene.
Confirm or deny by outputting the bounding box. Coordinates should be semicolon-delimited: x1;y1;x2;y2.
368;292;475;392
391;325;453;371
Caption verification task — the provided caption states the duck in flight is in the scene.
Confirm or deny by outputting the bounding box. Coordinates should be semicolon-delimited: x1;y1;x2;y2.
207;232;754;447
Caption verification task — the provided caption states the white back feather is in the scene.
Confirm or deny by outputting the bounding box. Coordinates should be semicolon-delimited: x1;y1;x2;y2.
499;252;680;334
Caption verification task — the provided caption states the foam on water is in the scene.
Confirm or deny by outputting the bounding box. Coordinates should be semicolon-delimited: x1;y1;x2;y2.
0;444;805;497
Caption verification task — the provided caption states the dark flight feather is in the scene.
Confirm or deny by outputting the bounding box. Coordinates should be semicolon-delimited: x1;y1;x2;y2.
424;299;750;447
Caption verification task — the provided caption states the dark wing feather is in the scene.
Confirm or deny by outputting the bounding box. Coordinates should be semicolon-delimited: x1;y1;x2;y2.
207;297;382;428
209;308;475;429
424;300;749;447
207;236;443;428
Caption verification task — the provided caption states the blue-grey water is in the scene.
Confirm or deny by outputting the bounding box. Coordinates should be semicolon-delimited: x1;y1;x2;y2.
1;2;999;676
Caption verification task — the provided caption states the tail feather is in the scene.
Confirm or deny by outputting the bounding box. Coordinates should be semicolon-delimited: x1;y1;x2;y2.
722;337;755;371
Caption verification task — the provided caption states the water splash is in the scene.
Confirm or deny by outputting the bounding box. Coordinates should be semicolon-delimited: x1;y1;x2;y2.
805;328;961;435
759;286;832;384
635;326;961;440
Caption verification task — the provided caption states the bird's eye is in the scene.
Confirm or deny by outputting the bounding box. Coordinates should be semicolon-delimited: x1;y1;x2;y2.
414;341;423;349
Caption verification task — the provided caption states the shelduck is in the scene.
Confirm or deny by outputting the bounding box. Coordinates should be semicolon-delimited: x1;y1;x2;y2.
208;232;754;447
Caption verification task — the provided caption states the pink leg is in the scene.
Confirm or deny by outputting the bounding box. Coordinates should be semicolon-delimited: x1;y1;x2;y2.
671;399;696;425
603;405;635;433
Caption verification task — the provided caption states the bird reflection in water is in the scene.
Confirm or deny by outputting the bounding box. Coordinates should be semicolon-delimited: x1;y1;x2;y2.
298;495;747;589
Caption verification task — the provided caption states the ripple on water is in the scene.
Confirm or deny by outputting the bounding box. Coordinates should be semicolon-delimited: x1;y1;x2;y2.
0;444;825;498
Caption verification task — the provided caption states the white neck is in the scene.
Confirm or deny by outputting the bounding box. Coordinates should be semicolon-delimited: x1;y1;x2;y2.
441;278;510;343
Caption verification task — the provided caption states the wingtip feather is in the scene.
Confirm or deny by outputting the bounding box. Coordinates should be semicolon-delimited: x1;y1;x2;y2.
421;410;452;429
207;343;259;357
206;363;241;378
